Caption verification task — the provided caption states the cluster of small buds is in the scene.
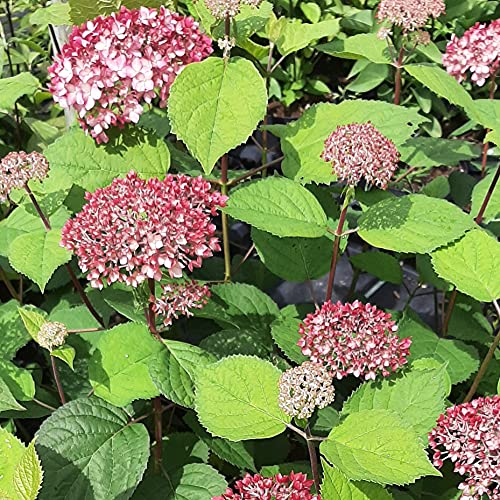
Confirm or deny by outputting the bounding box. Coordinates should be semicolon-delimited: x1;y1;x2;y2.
151;280;210;327
376;0;445;32
0;151;49;202
278;361;335;419
443;20;500;87
321;122;400;189
48;6;212;143
429;395;500;500
204;0;262;19
60;171;227;289
298;300;411;380
37;322;68;351
212;472;320;500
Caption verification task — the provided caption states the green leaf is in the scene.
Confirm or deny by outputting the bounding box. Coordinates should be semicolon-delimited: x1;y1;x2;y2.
166;463;227;500
349;251;402;284
421;177;450;199
30;3;70;25
471;170;500;224
0;301;33;360
8;230;72;293
18;308;47;342
224;177;328;237
0;377;25;412
200;328;272;359
13;441;44;500
88;323;163;406
266;101;425;184
358;195;475;253
195;356;291;441
149;340;215;408
346;63;389;93
0;73;40;110
431;229;500;302
51;345;76;370
44;127;170;191
168;57;267;173
0;428;26;495
36;397;149;500
0;360;35;401
252;228;332;281
270;315;308;364
320;409;440;485
321;459;393;500
342;367;448;439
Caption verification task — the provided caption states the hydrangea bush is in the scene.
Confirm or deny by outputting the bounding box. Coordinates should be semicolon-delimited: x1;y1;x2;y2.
0;1;499;500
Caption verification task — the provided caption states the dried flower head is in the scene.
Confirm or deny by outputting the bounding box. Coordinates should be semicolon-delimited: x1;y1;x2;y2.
38;322;68;351
204;0;262;19
443;20;500;87
298;300;411;380
429;395;500;500
48;6;212;143
212;472;320;500
376;0;445;32
0;151;49;202
60;171;227;289
151;280;210;327
321;122;400;189
278;361;335;419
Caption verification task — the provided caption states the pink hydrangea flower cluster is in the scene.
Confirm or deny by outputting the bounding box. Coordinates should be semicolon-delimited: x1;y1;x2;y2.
298;300;412;380
151;280;210;327
376;0;445;32
204;0;262;19
60;171;227;289
321;122;400;189
443;20;500;87
429;395;500;500
48;6;212;143
213;472;320;500
0;151;49;202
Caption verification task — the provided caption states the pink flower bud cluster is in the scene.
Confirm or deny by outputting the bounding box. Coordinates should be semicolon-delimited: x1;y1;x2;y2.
204;0;262;19
213;472;320;500
60;171;227;289
0;151;49;202
376;0;445;32
151;280;210;327
48;6;213;143
298;300;411;380
429;395;500;500
321;123;400;189
443;20;500;87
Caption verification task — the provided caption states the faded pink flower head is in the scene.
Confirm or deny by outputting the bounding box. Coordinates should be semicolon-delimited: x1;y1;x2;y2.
0;151;49;202
429;395;500;500
212;472;320;500
48;6;212;143
151;280;210;327
204;0;262;19
376;0;445;32
321;122;400;189
298;300;411;380
60;171;227;289
443;20;500;87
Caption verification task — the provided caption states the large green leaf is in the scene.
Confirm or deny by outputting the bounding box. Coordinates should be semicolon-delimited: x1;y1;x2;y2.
168;57;267;173
224;177;328;237
470;170;500;224
0;377;25;412
195;356;291;441
358;195;475;253
200;328;273;359
0;301;33;360
0;359;35;401
44;127;170;191
431;229;500;302
13;441;44;500
320;409;439;485
88;322;163;406
0;73;40;110
165;463;227;500
36;398;149;500
270;314;308;365
30;2;70;25
349;251;403;284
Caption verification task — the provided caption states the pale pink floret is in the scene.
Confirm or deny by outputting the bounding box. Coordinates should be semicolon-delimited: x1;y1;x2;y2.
321;122;400;189
429;396;500;500
48;6;212;143
212;472;320;500
0;151;49;202
443;20;500;87
60;171;227;289
151;280;210;327
298;300;411;380
376;0;445;32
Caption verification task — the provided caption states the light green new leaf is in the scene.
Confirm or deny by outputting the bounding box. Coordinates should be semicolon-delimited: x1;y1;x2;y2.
166;463;227;500
36;398;150;500
69;0;164;24
471;170;500;224
18;308;47;342
168;57;267;173
0;73;40;110
195;356;291;441
349;251;402;284
320;409;440;485
88;323;163;406
51;345;76;370
0;428;27;496
0;360;35;401
224;177;328;237
30;3;70;25
8;230;72;293
13;441;44;500
358;195;475;253
431;229;500;302
270;315;308;365
0;377;25;412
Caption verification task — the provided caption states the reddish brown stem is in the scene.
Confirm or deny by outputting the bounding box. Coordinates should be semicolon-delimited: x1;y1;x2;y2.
475;164;500;225
50;355;66;405
441;288;457;336
393;47;405;105
153;397;163;472
325;205;348;302
306;426;320;494
0;265;21;302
